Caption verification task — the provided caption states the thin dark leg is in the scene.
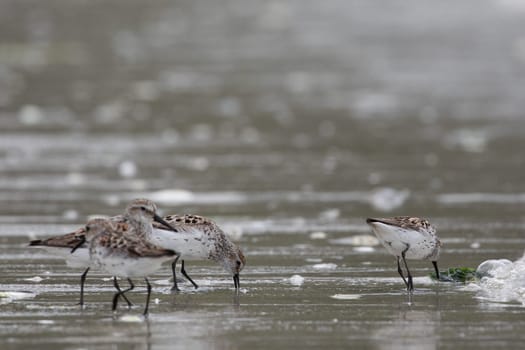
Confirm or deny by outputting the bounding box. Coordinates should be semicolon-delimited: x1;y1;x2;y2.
401;251;413;291
78;267;90;306
432;261;440;281
233;273;240;289
112;277;121;311
181;260;199;289
114;278;134;307
112;277;134;311
396;257;409;288
143;277;152;316
171;256;180;291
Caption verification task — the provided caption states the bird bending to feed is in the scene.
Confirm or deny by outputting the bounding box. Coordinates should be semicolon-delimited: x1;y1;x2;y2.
88;218;176;316
28;198;178;305
366;216;441;291
150;214;246;290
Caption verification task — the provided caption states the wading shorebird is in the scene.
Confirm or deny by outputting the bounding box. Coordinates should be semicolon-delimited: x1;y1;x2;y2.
28;198;178;305
88;218;176;316
366;216;441;291
150;214;246;291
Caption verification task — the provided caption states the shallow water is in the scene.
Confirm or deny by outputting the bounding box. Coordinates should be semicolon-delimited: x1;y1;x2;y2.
2;0;525;349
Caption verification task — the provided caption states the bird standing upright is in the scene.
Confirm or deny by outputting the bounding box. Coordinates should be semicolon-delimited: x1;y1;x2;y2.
366;216;441;291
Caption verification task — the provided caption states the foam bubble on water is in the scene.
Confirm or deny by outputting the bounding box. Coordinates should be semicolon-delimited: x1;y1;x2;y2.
319;208;340;221
477;259;513;278
153;279;172;286
331;294;362;300
312;263;337;270
62;209;79;221
38;320;55;325
119;160;138;178
119;314;144;323
24;276;43;282
474;255;525;304
369;187;410;212
19;105;44;125
309;231;327;240
470;241;481;249
0;291;36;302
443;129;488;153
289;274;305;286
353;246;375;253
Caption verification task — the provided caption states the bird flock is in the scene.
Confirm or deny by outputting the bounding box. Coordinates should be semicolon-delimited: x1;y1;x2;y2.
30;198;246;316
30;198;441;316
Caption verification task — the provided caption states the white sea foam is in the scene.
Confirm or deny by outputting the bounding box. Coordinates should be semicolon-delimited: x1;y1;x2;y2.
0;291;36;303
312;263;337;270
369;187;410;212
331;294;362;300
24;276;43;282
473;253;525;305
309;231;327;240
289;275;305;286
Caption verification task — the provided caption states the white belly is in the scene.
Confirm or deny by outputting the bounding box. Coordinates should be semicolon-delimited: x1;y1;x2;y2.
37;246;91;268
371;223;438;260
91;250;171;278
149;228;211;260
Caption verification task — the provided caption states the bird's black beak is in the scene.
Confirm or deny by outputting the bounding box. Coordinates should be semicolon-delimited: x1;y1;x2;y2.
432;261;440;280
154;214;178;232
71;235;86;254
233;274;240;289
366;217;389;225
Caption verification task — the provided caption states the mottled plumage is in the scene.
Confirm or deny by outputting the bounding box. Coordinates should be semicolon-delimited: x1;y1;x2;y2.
89;217;176;316
151;214;246;290
90;219;176;275
29;226;91;267
28;198;178;306
366;216;441;291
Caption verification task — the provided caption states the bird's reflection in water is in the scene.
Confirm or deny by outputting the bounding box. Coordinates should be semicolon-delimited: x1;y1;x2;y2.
373;308;441;350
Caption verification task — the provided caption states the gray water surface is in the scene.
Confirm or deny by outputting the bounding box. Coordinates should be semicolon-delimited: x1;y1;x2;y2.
1;1;525;349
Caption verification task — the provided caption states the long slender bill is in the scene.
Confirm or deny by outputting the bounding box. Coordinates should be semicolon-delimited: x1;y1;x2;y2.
233;274;240;289
153;214;178;232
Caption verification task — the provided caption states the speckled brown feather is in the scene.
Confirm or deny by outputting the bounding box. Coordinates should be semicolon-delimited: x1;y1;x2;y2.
29;227;87;249
94;227;175;258
366;216;434;232
152;214;214;230
151;213;245;270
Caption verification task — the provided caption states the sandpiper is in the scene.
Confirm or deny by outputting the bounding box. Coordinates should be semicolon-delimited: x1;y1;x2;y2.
28;198;177;305
149;214;246;290
88;218;176;316
366;216;441;291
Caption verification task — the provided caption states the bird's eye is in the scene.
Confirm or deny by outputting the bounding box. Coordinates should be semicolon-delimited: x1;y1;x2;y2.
236;260;242;267
140;206;146;211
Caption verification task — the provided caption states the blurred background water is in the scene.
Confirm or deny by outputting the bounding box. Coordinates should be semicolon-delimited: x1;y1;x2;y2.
1;0;525;349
